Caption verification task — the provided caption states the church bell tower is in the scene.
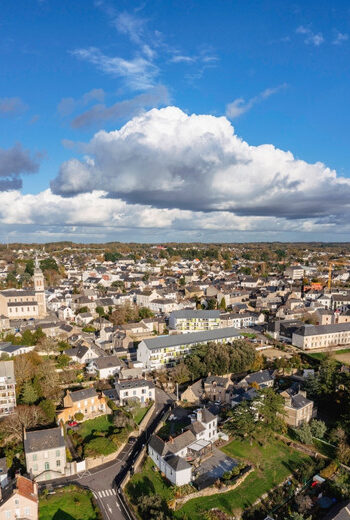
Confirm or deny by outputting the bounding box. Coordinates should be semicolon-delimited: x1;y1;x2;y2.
33;257;46;317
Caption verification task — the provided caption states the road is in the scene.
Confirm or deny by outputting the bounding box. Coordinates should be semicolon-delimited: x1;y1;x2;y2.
57;388;174;520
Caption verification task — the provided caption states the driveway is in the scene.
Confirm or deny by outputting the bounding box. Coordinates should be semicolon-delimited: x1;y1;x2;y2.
193;447;237;490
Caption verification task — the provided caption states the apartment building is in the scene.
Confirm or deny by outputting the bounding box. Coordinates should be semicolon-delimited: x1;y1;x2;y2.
0;361;16;418
24;426;66;482
292;323;350;350
169;310;220;333
137;326;240;370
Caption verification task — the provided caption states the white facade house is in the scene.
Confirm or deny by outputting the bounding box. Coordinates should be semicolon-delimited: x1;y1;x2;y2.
137;326;241;370
115;378;155;405
148;408;218;486
24;426;67;482
292;322;350;350
169;310;220;333
86;355;124;379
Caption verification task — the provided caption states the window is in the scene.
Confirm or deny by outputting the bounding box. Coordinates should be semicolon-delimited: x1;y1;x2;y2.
45;462;50;470
33;454;37;461
44;451;49;459
56;450;60;457
15;499;19;505
25;508;30;516
33;464;38;472
56;460;61;467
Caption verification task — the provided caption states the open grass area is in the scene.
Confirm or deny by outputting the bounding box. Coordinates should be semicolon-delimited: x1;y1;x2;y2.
72;414;131;457
126;438;311;520
178;437;311;519
39;485;100;520
78;415;114;440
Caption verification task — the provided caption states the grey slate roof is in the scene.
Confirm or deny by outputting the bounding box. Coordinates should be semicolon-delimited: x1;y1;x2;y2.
295;322;350;336
170;310;220;319
167;430;196;454
24;426;65;454
93;355;124;370
68;387;97;402
149;434;167;456
166;455;191;471
142;326;240;350
243;369;275;386
116;378;154;390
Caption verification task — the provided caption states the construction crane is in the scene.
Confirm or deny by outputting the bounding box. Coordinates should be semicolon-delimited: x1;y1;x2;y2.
328;261;350;290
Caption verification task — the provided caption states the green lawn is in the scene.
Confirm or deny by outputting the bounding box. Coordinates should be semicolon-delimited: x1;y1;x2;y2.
75;414;130;457
133;404;152;425
126;457;175;503
177;437;311;519
39;485;100;520
126;438;311;520
78;415;114;440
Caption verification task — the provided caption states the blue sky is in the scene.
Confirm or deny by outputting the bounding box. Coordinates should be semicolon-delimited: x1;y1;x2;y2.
1;0;350;242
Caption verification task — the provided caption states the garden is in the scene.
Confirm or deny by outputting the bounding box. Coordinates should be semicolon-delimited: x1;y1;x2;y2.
68;411;135;458
39;485;101;520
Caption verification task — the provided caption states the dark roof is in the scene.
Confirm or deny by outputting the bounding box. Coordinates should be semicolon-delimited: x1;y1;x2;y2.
68;388;97;402
149;434;167;456
142;326;240;350
295;322;350;337
170;310;220;319
116;378;154;390
92;355;124;370
198;408;216;424
66;345;88;359
24;426;65;453
166;455;191;471
243;369;275;385
167;430;196;454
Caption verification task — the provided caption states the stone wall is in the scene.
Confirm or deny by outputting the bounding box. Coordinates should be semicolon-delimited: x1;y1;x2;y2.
172;467;254;509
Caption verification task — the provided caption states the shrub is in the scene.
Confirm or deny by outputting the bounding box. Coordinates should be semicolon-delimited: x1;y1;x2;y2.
74;412;84;421
320;460;339;479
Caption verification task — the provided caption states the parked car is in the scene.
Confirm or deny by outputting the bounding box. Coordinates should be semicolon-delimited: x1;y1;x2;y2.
68;420;78;427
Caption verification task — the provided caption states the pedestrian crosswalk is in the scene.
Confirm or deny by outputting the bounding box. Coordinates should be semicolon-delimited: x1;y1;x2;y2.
95;489;117;498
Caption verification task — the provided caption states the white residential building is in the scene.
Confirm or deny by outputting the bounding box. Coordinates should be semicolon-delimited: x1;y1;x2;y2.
169;310;220;333
115;378;155;405
137;326;241;370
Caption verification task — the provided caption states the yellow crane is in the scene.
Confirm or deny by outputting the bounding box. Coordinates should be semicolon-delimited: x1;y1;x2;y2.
328;261;350;290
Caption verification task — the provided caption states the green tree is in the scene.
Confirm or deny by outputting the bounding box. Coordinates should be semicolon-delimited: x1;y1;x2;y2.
96;306;104;317
310;419;327;439
207;298;217;310
21;381;39;405
294;423;313;445
257;387;285;432
39;399;56;423
40;258;59;272
25;259;34;276
226;401;256;439
219;297;226;310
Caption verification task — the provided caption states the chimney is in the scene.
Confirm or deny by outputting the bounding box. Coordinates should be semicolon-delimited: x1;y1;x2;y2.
196;409;203;423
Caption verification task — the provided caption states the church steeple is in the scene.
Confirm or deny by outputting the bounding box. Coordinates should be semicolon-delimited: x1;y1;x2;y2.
33;257;46;317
